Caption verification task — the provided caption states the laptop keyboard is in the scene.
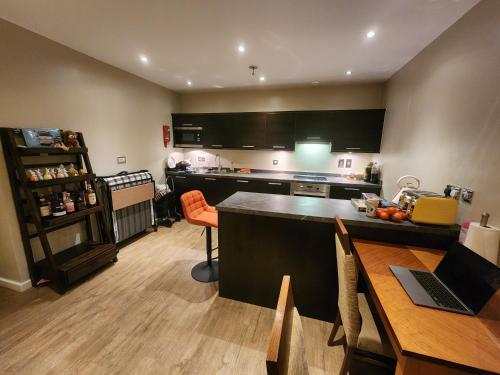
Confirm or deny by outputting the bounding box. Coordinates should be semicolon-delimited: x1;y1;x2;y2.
409;270;468;311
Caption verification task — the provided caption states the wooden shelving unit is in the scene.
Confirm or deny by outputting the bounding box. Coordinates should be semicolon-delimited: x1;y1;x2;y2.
0;128;117;293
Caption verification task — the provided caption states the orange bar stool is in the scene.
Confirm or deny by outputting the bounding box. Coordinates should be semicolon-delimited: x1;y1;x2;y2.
180;190;219;282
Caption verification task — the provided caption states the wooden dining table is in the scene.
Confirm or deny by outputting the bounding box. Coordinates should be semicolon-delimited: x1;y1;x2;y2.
352;239;500;375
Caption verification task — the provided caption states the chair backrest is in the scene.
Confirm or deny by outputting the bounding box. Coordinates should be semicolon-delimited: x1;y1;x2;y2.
180;190;209;223
335;216;361;347
335;216;351;255
266;276;309;375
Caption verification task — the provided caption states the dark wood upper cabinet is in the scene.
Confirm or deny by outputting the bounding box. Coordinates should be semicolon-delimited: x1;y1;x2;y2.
172;113;209;128
172;109;385;153
232;113;266;149
203;113;233;149
294;111;334;142
331;109;385;153
264;112;295;150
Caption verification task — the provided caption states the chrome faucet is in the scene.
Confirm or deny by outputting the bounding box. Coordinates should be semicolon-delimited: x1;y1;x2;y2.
215;154;221;172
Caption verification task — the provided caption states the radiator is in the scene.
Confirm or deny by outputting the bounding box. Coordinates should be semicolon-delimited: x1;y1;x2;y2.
97;171;155;244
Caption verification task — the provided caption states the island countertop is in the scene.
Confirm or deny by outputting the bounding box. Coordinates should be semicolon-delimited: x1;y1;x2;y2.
216;192;460;242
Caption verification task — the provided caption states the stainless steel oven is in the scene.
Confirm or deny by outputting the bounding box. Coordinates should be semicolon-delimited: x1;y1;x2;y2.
291;181;330;198
173;126;203;148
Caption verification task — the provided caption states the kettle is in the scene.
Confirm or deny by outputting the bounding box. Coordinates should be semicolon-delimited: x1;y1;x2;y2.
392;175;420;204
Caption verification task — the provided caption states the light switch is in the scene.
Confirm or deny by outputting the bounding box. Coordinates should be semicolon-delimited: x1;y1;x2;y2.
117;156;126;164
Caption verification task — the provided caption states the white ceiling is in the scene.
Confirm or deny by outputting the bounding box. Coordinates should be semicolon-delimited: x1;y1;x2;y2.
0;0;479;92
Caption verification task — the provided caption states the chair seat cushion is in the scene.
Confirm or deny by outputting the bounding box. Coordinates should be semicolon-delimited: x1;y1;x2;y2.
357;293;395;358
189;210;218;228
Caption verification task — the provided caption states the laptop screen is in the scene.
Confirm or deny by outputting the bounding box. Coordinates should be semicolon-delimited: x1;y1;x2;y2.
435;242;500;314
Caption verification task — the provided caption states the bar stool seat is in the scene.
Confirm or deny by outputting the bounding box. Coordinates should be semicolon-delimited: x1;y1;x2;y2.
180;190;219;282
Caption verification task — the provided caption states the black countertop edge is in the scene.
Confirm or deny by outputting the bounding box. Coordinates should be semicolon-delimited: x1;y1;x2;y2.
216;192;460;235
166;170;382;188
217;205;459;234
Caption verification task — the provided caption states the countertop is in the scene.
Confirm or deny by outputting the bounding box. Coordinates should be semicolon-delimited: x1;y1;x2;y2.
216;191;460;235
166;170;382;188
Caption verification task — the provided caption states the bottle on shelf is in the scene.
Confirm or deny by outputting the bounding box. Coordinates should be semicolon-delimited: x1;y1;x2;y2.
74;191;87;211
84;181;97;207
63;192;75;213
38;193;51;217
51;192;66;217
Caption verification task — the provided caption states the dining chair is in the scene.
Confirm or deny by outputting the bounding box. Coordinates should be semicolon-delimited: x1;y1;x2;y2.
329;216;395;375
266;275;309;375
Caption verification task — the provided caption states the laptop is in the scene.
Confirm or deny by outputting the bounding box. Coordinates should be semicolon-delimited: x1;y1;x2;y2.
390;242;500;315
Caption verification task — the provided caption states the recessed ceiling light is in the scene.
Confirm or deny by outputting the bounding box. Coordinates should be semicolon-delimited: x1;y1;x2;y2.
139;55;149;63
238;45;245;53
259;76;266;82
186;80;192;86
366;30;375;39
311;81;320;85
346;70;352;76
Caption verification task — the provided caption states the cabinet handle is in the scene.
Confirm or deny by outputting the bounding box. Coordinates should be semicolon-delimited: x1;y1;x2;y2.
182;123;193;126
205;178;217;181
268;182;282;186
242;145;255;148
236;180;249;183
175;176;187;179
345;147;361;150
272;145;285;149
344;188;360;191
306;136;321;140
211;144;223;148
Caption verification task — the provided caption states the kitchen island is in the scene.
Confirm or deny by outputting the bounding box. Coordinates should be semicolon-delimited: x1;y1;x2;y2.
216;192;459;322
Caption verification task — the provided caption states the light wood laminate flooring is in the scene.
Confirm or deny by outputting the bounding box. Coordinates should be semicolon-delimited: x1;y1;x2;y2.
0;221;385;374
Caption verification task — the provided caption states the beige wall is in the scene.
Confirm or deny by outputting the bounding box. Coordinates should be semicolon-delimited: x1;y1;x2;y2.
0;19;180;286
179;84;384;174
381;0;500;226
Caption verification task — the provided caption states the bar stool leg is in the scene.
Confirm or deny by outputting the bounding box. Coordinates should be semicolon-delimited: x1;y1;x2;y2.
206;227;212;266
191;226;219;283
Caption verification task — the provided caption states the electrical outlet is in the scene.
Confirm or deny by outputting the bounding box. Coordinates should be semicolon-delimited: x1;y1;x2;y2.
346;159;352;168
461;188;474;203
338;159;345;168
197;156;205;162
117;156;126;164
273;159;278;165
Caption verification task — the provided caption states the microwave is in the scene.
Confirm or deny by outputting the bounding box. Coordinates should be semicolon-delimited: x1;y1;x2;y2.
173;126;203;148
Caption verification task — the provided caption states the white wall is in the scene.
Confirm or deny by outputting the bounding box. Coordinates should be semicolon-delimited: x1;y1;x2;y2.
381;0;500;226
179;84;384;175
0;19;180;286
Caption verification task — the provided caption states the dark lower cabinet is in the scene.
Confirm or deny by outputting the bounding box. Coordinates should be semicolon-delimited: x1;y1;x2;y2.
172;173;380;207
330;185;381;200
172;174;292;206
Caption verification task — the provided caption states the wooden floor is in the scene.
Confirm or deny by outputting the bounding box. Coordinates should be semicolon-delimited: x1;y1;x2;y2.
0;221;386;374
